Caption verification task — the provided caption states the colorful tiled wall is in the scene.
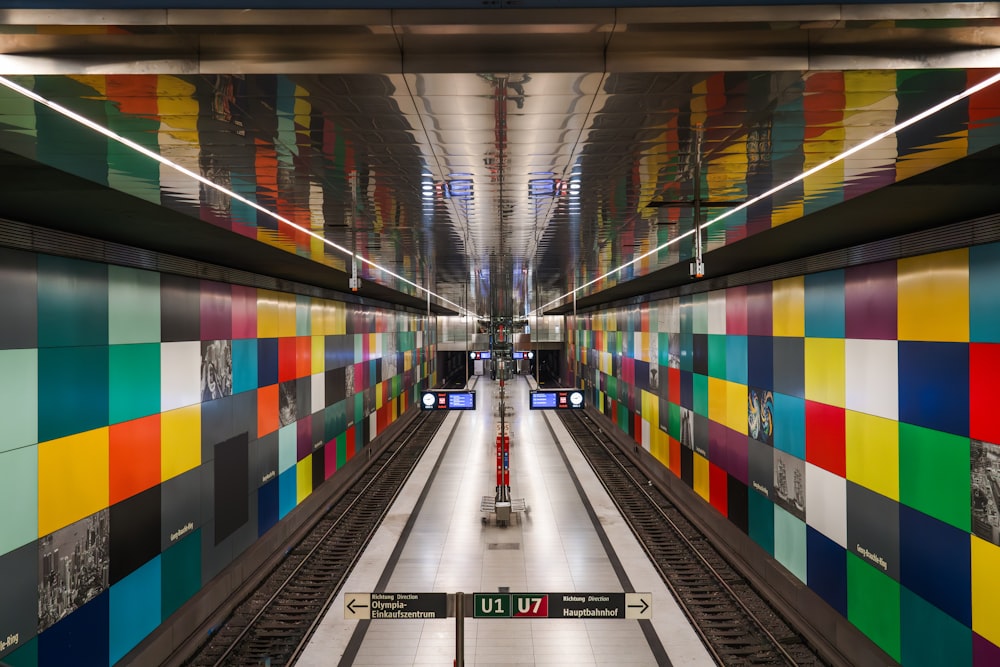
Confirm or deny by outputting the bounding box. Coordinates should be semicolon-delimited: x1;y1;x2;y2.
567;243;1000;666
0;247;435;666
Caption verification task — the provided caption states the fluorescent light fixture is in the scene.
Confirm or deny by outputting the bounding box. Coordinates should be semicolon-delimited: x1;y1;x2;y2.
536;69;1000;315
0;75;471;317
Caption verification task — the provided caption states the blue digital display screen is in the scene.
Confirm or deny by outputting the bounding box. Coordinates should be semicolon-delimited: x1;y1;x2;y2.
421;391;476;410
447;392;476;409
530;390;584;410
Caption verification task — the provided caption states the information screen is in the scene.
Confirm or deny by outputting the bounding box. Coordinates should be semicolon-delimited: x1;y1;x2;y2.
529;389;584;410
421;390;477;411
469;351;492;360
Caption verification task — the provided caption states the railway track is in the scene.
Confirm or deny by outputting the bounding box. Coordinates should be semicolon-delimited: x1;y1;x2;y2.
558;409;827;666
183;410;447;667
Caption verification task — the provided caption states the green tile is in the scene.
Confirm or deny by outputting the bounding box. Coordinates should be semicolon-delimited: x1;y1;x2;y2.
108;344;160;425
847;552;902;662
0;446;37;556
38;346;109;442
693;373;708;417
773;505;807;583
1;636;37;667
707;334;727;379
161;529;202;619
0;349;37;453
899;423;970;531
335;432;347;468
108;266;160;345
37;255;108;348
900;586;972;667
668;402;680;441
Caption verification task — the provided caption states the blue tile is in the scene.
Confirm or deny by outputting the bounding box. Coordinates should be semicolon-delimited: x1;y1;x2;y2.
899;505;970;627
38;592;108;667
807;527;847;616
898;341;969;436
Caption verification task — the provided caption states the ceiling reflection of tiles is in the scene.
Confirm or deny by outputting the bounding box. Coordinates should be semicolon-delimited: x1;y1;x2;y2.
1;9;1000;317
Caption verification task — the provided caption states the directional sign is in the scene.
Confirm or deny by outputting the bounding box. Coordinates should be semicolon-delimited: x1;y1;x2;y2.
625;593;652;620
471;593;650;620
345;592;448;620
345;593;371;619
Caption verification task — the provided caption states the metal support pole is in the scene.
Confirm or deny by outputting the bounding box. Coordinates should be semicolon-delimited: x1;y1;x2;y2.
455;591;465;667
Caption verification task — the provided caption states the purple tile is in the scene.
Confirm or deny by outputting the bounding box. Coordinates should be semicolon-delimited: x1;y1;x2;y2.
845;261;897;340
746;282;773;336
974;633;1000;666
200;280;232;340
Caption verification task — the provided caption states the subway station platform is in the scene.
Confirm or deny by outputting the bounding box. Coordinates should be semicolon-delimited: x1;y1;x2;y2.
297;374;714;666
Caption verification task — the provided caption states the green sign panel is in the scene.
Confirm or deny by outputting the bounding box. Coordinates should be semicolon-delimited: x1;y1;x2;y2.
473;593;510;618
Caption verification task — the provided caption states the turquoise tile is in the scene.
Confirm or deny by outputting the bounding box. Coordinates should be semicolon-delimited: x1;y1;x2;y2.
108;344;160;424
278;467;296;519
805;269;845;338
296;295;311;336
0;446;37;556
774;505;807;583
725;335;748;385
38;346;108;442
109;556;161;665
278;423;296;474
232;339;258;395
0;349;37;452
37;255;108;348
108;266;160;344
971;242;1000;342
773;392;806;459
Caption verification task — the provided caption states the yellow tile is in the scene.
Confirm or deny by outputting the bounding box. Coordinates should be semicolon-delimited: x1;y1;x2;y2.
296;455;312;504
845;410;898;500
310;299;326;336
651;429;668;468
693;452;710;502
312;335;325;375
973;535;1000;647
772;276;805;337
257;289;279;339
161;405;201;482
644;390;658;428
805;338;845;407
897;249;969;342
332;301;347;335
708;377;727;426
277;293;297;338
38;428;109;536
727;380;748;434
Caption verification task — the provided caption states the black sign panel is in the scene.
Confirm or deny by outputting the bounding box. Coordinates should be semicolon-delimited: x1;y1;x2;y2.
420;390;477;411
529;389;584;410
345;592;448;620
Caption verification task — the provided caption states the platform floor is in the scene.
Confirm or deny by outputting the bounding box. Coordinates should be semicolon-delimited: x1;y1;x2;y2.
297;375;714;666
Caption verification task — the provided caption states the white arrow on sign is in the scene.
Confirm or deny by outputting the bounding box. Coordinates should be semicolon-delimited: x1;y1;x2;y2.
345;593;371;620
625;593;651;620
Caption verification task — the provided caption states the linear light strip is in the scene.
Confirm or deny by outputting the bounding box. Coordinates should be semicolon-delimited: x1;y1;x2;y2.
537;69;1000;315
0;74;470;316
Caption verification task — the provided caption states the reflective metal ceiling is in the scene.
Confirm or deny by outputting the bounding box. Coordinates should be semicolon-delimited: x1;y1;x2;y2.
1;6;1000;318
